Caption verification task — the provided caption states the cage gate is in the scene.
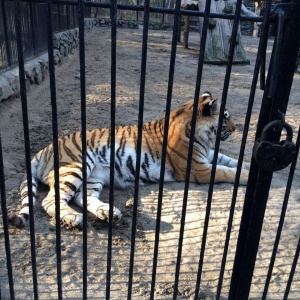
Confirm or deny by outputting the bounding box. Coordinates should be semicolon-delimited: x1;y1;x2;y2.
0;0;300;299
229;1;300;299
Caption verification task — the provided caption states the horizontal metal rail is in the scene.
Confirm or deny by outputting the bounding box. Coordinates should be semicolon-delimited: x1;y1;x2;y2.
5;0;265;22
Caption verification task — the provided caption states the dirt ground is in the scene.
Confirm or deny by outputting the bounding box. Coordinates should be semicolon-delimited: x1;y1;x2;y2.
0;27;299;299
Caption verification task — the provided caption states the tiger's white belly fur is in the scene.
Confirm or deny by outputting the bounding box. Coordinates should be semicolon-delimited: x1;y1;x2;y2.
89;148;175;189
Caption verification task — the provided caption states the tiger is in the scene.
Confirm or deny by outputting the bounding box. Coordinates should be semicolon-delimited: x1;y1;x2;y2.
9;92;249;229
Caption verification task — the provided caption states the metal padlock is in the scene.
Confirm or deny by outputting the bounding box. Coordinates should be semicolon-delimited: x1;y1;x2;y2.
253;120;297;172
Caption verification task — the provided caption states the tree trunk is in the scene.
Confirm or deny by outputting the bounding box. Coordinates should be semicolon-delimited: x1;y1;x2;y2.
198;0;249;65
253;1;261;38
184;15;190;48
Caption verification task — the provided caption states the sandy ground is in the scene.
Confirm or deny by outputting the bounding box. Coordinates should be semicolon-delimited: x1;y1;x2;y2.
0;27;299;299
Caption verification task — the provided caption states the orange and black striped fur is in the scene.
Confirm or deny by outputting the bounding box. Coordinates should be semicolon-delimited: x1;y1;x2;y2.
9;92;249;229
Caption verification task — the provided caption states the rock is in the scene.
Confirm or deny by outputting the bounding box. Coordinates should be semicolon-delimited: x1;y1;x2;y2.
0;77;14;101
2;71;20;95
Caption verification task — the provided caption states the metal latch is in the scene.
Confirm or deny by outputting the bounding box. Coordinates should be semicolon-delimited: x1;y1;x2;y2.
253;113;297;172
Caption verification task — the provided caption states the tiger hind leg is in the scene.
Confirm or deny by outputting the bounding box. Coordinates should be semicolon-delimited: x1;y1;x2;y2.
42;164;96;228
8;175;38;229
73;176;122;221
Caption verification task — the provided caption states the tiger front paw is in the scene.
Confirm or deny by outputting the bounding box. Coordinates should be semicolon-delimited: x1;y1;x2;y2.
242;162;251;170
96;204;122;221
61;213;83;229
239;169;249;185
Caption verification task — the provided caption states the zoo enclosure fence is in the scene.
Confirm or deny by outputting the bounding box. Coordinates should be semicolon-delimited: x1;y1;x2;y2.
0;0;300;299
0;0;91;70
0;0;183;72
0;0;257;73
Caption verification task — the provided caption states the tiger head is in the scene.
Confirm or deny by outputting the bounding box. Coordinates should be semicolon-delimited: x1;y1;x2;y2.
169;91;236;142
200;91;236;141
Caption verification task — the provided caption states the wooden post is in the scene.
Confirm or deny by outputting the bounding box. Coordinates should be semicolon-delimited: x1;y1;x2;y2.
177;14;181;42
253;0;261;38
180;0;199;48
184;15;190;48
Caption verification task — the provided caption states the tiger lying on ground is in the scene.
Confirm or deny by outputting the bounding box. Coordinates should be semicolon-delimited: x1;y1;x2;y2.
9;92;249;229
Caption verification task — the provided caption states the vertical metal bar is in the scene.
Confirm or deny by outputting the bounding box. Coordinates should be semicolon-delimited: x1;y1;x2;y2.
229;41;274;300
268;9;285;101
1;0;12;67
106;0;117;298
47;0;62;298
283;235;300;300
0;135;15;299
259;1;271;91
67;4;70;30
229;0;300;298
136;0;139;22
147;0;182;298
78;0;88;298
58;4;61;31
216;0;273;298
260;49;266;90
233;169;274;299
262;126;300;299
73;5;76;28
127;0;150;298
14;0;38;298
162;0;166;24
194;0;244;298
172;0;210;298
29;2;36;56
228;0;274;296
268;4;300;119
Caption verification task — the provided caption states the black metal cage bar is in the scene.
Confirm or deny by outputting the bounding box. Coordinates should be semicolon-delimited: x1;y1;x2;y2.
78;0;88;297
47;1;63;299
283;234;300;299
229;0;300;298
216;0;273;298
194;0;246;297
0;0;88;71
106;0;117;298
262;125;300;299
127;0;150;298
173;0;211;297
14;0;39;298
149;0;182;297
0;135;15;300
1;0;12;68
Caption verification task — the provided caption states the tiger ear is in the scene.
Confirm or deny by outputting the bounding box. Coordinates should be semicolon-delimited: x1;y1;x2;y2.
202;98;218;116
201;92;212;100
208;98;218;106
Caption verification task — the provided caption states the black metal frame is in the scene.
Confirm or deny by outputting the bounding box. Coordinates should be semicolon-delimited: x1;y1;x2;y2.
0;0;300;299
0;0;90;70
229;1;300;298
